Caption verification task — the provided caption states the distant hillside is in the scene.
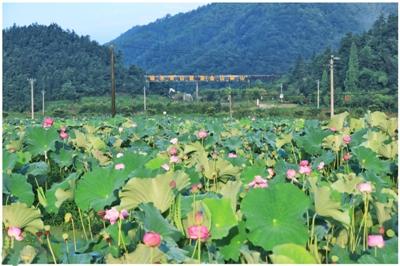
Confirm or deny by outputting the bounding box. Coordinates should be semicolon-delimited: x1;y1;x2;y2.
111;3;397;74
3;24;144;111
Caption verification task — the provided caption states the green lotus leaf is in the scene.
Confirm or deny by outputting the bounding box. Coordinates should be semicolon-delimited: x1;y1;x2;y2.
2;203;44;234
87;135;107;151
270;243;317;264
75;167;117;211
218;180;242;211
3;151;17;174
366;111;388;131
310;180;350;226
326;112;348;131
139;203;181;241
361;130;395;158
25;127;58;156
241;183;310;250
119;171;177;212
294;127;330;155
26;162;49;176
352;146;391;173
4;174;34;206
71;129;89;150
218;222;247;262
106;244;165;264
240;165;267;184
91;149;111;166
357;237;398;264
45;173;77;213
145;155;169;170
202;198;238;240
50;148;76;168
275;133;292;149
331;173;364;194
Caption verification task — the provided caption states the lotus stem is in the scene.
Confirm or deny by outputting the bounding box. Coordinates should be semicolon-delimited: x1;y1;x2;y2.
118;219;122;246
46;235;57;264
374;247;377;257
87;215;94;240
71;218;77;251
198;239;201;263
191;239;198;259
65;240;70;255
78;208;89;241
150;247;154;263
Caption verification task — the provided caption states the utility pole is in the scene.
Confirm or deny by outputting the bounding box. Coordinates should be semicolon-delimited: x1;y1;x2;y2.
317;80;320;109
330;55;340;118
110;45;116;117
143;85;147;112
27;78;36;119
228;86;232;119
195;80;199;101
280;83;283;102
41;90;45;115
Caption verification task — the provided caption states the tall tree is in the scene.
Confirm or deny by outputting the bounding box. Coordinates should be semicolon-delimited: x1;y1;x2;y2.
344;42;360;91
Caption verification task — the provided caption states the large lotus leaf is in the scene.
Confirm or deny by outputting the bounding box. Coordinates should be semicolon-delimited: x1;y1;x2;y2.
159;238;193;263
294;127;330;155
25;127;58;156
106;244;165;264
4;174;34;206
387;117;398;137
50;148;76;168
3;151;17;174
352;146;391;174
87;135;107;151
310;181;350;227
75;167;117;211
361;130;395;158
357;237;398;264
275;133;292;149
326;112;348;131
270;243;317;264
218;222;247;262
331;173;364;194
202;198;238;240
91;149;111;166
139;203;181;241
377;141;398;159
71;129;89;150
119;172;175;212
111;152;151;187
349;118;365;132
203;158;240;180
366;111;388;131
222;136;243;151
240;165;267;184
145;155;169;170
2;203;44;233
45;173;77;213
218;180;242;210
241;183;310;250
322;135;343;152
26;162;49;176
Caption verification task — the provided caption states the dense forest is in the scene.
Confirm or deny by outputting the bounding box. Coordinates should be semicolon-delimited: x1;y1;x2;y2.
111;3;396;74
3;24;145;111
285;14;398;112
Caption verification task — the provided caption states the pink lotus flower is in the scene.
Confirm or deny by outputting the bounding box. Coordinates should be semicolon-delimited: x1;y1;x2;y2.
195;211;204;225
161;164;170;171
343;135;351;145
170;155;180;164
330;127;337;132
286;169;297;180
368;235;385;248
8;226;24;241
187;225;210;241
170;138;178;145
343;153;351;161
143;232;161;247
60;131;68;140
228;152;237;158
115;163;125;170
168;147;178;156
379;226;385;235
119;209;129;220
267;168;275;178
299;165;312;175
299;160;309;167
357;182;373;193
42;117;54;128
191;184;202;193
116;152;124;158
317;162;325;171
248;175;268;189
104;207;120;224
197;130;208;139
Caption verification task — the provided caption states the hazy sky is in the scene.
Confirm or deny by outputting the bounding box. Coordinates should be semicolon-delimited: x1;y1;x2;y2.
3;3;205;44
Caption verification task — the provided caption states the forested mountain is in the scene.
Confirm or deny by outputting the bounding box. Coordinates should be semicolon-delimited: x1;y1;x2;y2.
110;3;397;74
286;14;398;111
3;24;145;111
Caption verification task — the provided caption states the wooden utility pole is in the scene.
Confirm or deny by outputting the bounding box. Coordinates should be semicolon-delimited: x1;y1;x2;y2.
317;80;320;109
28;78;36;119
228;87;232;119
195;80;199;101
143;85;147;112
41;90;45;115
329;55;340;118
280;83;283;102
110;45;116;117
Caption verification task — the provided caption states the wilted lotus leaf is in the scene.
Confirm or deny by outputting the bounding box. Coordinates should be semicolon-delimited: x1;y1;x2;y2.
91;149;111;166
72;129;89;149
87;135;106;151
366;111;388;130
276;133;292;149
203;158;240;180
270;243;317;264
361;130;397;159
331;173;364;194
310;181;350;227
241;183;310;250
2;203;44;234
106;244;165;264
83;125;96;134
387;117;398;137
326;112;348;131
119;171;182;212
349;118;365;132
323;135;343;152
19;245;37;264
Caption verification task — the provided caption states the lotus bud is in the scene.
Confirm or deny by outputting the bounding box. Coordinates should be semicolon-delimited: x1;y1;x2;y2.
64;213;72;223
62;233;69;241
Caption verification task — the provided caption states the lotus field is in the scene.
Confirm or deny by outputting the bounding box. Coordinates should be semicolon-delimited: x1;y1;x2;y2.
2;111;398;264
